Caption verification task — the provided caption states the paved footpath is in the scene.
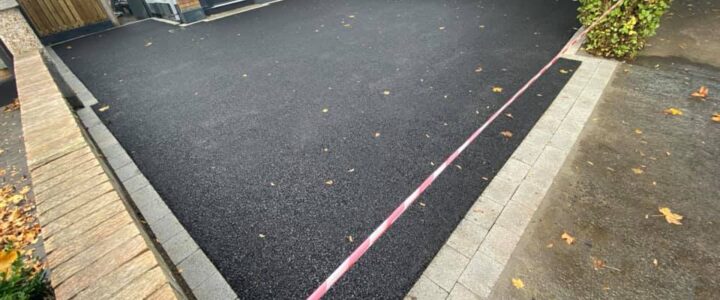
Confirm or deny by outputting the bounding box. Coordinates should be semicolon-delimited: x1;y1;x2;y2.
490;0;720;299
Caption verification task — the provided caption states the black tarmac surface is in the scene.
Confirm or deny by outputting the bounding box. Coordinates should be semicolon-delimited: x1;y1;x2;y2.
55;0;580;298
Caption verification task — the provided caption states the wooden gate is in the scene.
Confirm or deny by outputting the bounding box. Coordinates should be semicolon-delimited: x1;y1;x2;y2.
17;0;110;37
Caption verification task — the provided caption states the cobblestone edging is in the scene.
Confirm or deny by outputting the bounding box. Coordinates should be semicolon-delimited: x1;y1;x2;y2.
45;48;238;300
407;43;619;298
15;52;181;300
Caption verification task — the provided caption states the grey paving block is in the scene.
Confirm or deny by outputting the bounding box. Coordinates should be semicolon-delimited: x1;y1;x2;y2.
457;252;504;298
178;250;222;290
192;269;237;300
548;119;583;152
480;176;517;206
129;184;162;209
136;194;171;223
107;152;132;170
122;173;149;194
446;219;489;258
149;213;184;244
510;131;551;166
494;158;530;186
494;200;534;235
508;179;549;210
423;245;470;291
406;275;449;300
476;224;520;265
76;108;102;128
464;197;503;230
447;283;482;300
102;143;127;160
115;163;141;181
165;230;200;265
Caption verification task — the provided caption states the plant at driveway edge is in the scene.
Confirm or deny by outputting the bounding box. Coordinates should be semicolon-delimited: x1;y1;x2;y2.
579;0;671;59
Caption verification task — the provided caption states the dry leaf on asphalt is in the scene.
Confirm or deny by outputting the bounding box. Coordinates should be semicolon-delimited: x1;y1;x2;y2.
492;86;503;93
321;108;329;113
712;113;720;123
690;86;709;98
324;180;334;185
659;207;683;225
663;108;683;116
561;232;575;245
559;69;569;74
511;278;525;289
383;90;390;95
592;257;606;270
631;167;644;175
500;130;513;139
373;132;381;138
475;66;483;73
504;113;514;119
347;235;354;242
635;128;643;134
144;42;153;47
98;104;110;112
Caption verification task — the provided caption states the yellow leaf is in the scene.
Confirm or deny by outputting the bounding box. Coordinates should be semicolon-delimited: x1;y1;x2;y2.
18;186;30;195
663;108;682;116
324;180;334;185
98;105;110;112
511;278;525;289
0;250;18;275
592;257;606;270
659;207;683;225
322;108;329;113
561;232;575;245
559;69;569;74
373;132;381;138
492;86;503;93
634;128;642;134
712;113;720;123
500;130;513;139
6;194;23;204
383;90;390;95
631;168;644;175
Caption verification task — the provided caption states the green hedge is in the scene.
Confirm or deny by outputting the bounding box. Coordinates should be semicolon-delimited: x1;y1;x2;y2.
578;0;671;59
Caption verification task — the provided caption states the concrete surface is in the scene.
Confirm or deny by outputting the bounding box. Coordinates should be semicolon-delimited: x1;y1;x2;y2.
491;0;720;298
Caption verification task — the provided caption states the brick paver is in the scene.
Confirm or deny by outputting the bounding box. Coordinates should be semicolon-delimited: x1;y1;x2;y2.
15;52;181;299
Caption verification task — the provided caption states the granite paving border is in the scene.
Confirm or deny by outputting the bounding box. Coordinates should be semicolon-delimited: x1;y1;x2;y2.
406;32;619;299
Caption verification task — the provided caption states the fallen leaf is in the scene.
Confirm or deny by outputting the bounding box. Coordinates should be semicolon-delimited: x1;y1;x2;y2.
559;69;569;74
653;259;658;266
66;45;72;49
348;15;355;18
0;250;18;274
658;207;683;225
347;235;354;242
500;130;513;139
144;42;153;47
347;168;355;173
492;86;503;93
438;26;446;30
258;234;266;238
6;194;23;205
455;165;462;170
322;108;329;113
511;278;525;289
98;105;110;112
635;128;643;134
18;186;30;195
419;202;426;207
546;243;554;248
712;113;720;123
561;232;575;245
592;257;606;270
631;167;644;175
475;66;483;73
690;86;709;98
324;180;334;185
383;90;391;95
373;132;381;138
504;113;514;119
663;108;683;116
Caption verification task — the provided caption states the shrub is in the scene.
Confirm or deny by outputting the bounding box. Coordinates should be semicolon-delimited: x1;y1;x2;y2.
578;0;671;59
0;254;49;300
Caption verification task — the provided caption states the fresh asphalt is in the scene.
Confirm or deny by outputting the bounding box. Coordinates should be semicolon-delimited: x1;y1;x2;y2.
54;0;580;298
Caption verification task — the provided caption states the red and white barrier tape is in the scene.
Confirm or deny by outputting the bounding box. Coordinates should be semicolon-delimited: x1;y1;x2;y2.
308;1;624;299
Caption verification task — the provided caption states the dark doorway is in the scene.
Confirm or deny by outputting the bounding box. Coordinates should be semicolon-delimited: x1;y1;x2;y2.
0;41;16;107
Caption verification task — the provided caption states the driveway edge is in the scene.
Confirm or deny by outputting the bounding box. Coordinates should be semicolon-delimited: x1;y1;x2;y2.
44;47;239;300
407;36;619;299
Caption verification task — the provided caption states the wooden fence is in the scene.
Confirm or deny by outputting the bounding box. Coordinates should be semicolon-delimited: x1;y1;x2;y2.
17;0;109;37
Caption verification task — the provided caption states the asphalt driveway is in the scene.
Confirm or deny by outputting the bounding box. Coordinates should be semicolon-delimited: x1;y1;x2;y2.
54;0;580;298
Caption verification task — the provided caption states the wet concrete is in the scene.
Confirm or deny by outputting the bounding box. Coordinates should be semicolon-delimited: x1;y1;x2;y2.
491;0;720;298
